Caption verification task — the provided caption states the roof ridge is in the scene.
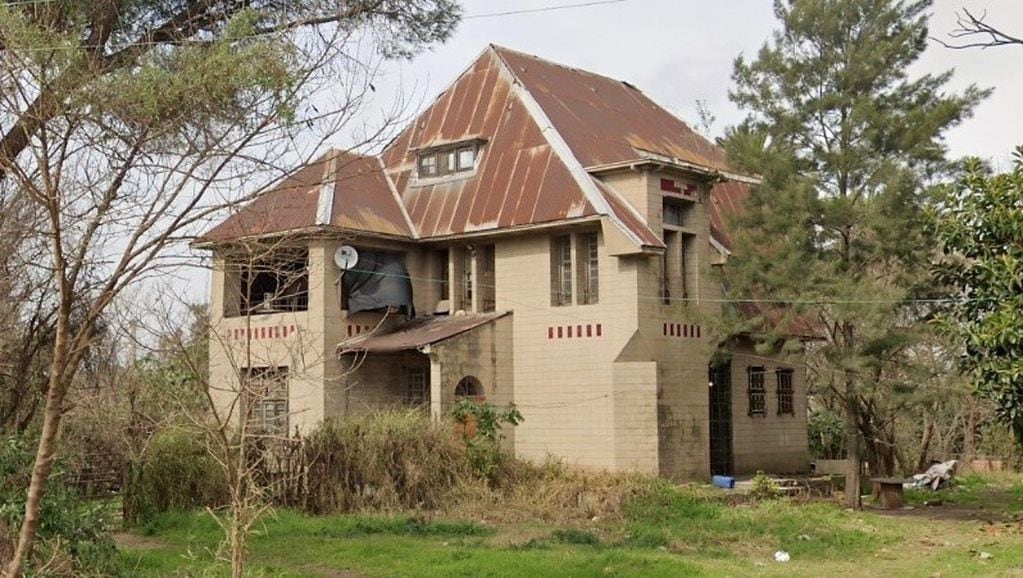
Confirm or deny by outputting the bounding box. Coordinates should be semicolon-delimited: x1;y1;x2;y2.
488;44;641;91
489;45;647;249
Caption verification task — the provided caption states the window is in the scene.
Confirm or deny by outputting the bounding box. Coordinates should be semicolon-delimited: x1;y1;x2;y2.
418;154;438;177
777;369;794;415
234;248;309;316
747;366;766;416
454;375;484;399
660;229;693;305
550;235;573;306
434;249;449;301
461;247;473;310
663;197;686;227
405;368;428;407
245;367;288;435
417;143;477;178
478;244;496;312
661;230;676;304
457;146;476;170
577;232;599;304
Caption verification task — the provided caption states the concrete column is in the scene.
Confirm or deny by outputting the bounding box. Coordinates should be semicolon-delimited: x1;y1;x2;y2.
427;351;443;421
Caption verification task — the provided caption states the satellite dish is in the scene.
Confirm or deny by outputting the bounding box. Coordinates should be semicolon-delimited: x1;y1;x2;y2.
334;245;359;271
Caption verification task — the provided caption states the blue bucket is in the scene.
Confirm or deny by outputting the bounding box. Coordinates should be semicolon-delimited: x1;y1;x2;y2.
712;475;735;489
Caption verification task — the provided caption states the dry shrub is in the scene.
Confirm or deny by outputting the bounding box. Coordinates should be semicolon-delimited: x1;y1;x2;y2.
301;410;474;514
449;457;653;525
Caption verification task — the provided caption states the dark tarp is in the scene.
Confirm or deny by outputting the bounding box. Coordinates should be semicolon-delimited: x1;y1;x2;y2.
341;250;414;318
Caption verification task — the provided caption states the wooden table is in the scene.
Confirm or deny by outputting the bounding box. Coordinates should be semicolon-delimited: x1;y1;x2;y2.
871;477;910;509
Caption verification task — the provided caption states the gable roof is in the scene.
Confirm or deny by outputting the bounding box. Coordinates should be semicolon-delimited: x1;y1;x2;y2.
490;45;730;172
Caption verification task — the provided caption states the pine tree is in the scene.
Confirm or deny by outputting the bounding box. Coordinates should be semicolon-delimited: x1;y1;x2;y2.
722;0;987;508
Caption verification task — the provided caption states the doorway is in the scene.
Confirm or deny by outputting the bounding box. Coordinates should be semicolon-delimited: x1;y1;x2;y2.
708;362;733;476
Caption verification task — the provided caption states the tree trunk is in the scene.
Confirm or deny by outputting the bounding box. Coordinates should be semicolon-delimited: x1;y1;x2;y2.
962;402;977;463
916;416;934;472
3;341;68;577
843;376;861;509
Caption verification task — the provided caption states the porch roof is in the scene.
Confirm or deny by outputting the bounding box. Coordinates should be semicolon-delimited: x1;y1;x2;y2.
336;312;509;355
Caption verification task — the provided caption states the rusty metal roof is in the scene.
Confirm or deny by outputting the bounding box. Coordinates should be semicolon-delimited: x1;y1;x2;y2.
337;312;509;354
380;49;602;239
199;150;414;243
491;46;731;172
202;46;745;250
707;180;751;251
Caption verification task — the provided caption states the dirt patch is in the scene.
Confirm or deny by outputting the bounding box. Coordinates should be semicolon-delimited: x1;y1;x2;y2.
870;503;1008;522
113;532;167;551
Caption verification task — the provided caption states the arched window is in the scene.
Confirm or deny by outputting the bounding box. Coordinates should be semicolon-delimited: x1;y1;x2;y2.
454;376;484;400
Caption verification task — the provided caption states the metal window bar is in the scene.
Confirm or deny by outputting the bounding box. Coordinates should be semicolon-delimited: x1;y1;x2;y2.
776;369;794;415
747;366;766;416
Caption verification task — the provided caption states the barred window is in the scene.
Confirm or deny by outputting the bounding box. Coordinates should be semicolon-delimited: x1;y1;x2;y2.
577;232;599;304
245;367;288;435
405;368;428;407
747;366;766;416
777;369;794;415
550;235;573;306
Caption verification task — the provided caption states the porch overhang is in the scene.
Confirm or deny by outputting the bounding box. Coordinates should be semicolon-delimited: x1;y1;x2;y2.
336;312;510;355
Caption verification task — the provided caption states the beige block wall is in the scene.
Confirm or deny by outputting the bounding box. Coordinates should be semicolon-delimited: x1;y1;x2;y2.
429;314;515;447
729;341;811;474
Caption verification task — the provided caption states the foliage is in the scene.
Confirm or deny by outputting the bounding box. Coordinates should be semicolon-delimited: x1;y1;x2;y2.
808;408;846;460
0;436;118;574
749;471;782;500
300;410;472;514
932;150;1023;445
450;400;524;480
722;0;988;483
123;429;229;525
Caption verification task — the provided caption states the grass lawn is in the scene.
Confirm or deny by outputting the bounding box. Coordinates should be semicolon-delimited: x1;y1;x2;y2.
116;474;1023;577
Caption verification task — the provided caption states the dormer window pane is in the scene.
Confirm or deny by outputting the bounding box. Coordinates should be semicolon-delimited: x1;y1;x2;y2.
442;150;457;174
419;153;437;177
457;147;475;170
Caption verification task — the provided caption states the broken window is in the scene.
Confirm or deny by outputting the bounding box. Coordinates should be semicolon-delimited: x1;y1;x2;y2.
777;369;794;415
340;249;415;318
747;366;766;416
454;375;484;399
577;232;599;304
550;235;573;306
245;366;288;436
405;367;428;407
661;228;694;305
478;244;496;312
232;248;309;316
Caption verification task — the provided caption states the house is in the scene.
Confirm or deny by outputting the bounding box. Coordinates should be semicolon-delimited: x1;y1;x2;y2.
197;45;810;479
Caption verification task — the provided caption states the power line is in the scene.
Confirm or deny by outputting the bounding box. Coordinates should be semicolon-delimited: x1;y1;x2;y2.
464;0;630;19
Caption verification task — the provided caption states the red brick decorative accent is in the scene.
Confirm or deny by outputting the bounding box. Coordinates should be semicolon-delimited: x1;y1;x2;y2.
546;323;603;339
346;324;372;337
230;325;298;341
663;322;701;339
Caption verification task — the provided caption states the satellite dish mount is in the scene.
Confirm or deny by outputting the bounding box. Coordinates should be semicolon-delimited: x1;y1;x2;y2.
334;245;359;271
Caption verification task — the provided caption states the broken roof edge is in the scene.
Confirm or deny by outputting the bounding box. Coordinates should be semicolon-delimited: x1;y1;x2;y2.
336;311;511;355
490;46;651;253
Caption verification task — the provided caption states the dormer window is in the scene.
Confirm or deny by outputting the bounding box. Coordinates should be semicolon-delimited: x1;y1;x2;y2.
416;141;480;179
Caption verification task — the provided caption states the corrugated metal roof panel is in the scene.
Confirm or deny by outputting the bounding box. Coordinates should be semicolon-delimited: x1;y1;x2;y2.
491;45;730;173
337;312;509;354
199;150;414;242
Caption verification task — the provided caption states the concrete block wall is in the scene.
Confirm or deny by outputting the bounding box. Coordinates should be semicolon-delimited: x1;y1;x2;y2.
729;342;811;474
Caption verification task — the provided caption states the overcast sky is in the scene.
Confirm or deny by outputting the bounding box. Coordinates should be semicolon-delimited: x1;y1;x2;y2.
359;0;1023;168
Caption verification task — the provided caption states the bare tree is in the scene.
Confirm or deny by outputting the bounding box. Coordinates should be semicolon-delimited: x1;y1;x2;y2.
0;2;459;575
935;8;1023;49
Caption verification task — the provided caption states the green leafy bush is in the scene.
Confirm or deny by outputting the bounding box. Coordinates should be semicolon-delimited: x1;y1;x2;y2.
750;471;782;500
123;429;228;524
450;400;523;481
0;435;118;574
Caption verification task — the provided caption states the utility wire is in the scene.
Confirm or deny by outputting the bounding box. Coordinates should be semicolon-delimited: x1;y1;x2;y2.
464;0;629;19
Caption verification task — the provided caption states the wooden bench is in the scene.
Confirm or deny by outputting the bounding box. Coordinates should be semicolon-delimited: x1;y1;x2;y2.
871;477;910;509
